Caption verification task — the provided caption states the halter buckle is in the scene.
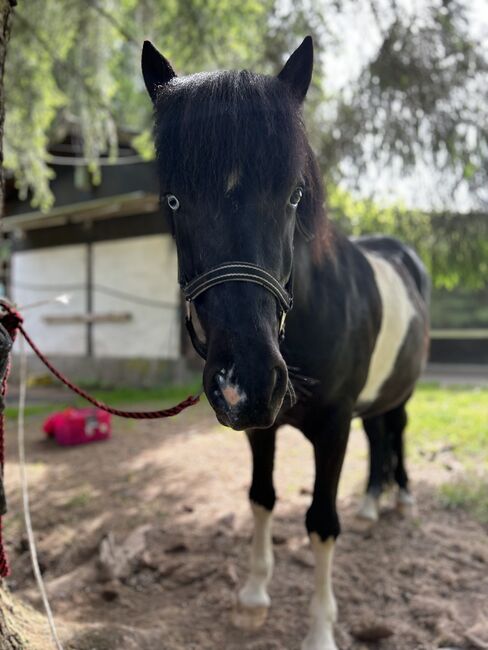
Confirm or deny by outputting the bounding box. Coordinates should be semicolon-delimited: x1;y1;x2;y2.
279;310;287;340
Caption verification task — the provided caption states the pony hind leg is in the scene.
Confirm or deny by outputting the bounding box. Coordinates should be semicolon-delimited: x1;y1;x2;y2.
384;402;414;510
357;414;387;522
234;426;277;629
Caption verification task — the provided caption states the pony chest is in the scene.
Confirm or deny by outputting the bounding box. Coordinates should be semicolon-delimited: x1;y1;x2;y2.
357;253;416;406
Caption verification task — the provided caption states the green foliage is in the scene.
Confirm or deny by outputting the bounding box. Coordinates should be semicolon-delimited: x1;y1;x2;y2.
5;1;120;208
4;0;296;208
407;383;488;462
328;184;488;290
324;1;488;206
3;0;488;288
401;383;488;521
430;288;488;328
4;2;71;209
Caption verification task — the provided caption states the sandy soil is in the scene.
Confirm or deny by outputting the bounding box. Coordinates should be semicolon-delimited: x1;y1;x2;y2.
2;401;487;650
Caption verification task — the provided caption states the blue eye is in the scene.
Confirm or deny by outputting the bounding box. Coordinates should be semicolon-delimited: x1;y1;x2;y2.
167;194;180;211
289;187;303;207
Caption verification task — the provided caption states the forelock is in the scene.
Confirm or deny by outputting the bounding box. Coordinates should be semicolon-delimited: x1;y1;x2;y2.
153;70;306;205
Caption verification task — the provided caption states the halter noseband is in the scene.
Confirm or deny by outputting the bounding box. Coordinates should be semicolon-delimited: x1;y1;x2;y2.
181;262;293;360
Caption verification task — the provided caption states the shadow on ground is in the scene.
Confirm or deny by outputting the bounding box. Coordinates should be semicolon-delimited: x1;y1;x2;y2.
3;402;487;650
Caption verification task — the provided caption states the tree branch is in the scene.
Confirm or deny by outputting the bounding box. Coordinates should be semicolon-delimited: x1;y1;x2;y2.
13;9;116;120
85;0;139;47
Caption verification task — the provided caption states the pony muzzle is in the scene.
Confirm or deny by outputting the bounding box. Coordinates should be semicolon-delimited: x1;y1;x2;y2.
204;361;288;430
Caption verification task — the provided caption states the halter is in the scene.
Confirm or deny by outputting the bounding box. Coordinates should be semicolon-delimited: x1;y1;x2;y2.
181;261;293;360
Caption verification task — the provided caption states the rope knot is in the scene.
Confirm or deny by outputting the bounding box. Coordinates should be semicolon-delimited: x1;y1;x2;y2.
0;300;23;341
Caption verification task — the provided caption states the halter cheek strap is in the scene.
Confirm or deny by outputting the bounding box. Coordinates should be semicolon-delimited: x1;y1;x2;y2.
181;262;293;361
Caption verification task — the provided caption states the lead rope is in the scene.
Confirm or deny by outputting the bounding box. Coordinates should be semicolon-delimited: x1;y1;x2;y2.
0;324;11;577
0;301;202;420
17;335;64;650
0;300;202;582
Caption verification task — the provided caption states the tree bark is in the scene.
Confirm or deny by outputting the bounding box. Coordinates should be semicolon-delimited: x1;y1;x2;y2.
0;3;32;649
0;1;14;209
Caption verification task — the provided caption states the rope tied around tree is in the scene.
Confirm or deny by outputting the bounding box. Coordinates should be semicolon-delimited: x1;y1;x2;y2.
0;300;201;578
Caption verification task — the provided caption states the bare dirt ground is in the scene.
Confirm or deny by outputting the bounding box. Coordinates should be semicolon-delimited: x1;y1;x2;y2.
3;400;488;650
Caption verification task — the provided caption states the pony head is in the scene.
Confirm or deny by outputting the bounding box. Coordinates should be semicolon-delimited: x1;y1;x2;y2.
142;37;319;430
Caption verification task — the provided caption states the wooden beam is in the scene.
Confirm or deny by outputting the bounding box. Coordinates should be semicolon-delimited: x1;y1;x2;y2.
43;312;133;324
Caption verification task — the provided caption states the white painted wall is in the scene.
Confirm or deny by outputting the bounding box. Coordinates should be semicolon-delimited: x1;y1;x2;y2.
11;235;181;360
12;245;87;355
92;235;180;359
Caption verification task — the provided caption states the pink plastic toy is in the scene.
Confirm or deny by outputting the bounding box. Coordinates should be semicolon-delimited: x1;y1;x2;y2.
43;408;111;446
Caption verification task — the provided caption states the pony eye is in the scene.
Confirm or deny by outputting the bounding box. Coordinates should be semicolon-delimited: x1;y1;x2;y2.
289;187;303;207
167;194;180;211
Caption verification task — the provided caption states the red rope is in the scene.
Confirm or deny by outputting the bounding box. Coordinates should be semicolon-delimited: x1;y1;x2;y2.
0;306;21;577
0;301;201;577
1;303;201;418
18;323;200;418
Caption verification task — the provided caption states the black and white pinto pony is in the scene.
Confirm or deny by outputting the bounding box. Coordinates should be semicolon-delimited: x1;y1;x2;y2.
142;36;429;650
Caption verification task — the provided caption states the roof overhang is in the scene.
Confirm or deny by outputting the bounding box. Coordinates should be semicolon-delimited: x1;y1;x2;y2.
3;191;160;233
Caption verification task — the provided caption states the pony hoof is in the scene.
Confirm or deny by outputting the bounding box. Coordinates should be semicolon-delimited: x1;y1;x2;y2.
356;494;379;522
232;602;269;630
301;631;338;650
238;581;271;608
396;489;415;515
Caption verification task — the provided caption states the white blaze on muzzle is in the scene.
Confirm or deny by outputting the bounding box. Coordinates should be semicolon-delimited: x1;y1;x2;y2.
217;367;248;408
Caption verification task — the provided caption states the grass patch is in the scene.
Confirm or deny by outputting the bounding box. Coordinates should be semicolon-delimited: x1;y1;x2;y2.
62;488;93;510
408;382;488;462
5;381;201;420
408;383;487;524
439;476;488;524
4;403;58;419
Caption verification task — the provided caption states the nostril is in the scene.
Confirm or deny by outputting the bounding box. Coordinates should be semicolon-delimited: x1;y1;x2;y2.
271;364;287;403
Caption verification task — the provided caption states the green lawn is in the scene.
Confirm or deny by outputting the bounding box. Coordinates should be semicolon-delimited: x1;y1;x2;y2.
408;383;488;462
5;382;200;420
408;383;488;523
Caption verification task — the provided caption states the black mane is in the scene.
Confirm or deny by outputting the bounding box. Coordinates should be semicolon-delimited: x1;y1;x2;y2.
153;69;325;231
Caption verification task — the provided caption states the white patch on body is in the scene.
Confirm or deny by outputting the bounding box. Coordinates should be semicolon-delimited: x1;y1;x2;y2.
302;534;338;650
356;492;379;522
358;252;416;405
218;367;248;408
238;503;273;608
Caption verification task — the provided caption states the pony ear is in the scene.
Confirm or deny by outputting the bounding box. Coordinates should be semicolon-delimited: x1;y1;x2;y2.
277;36;313;102
141;40;176;103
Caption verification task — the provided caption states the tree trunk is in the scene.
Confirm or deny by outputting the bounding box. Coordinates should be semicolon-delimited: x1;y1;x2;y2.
0;1;13;205
0;3;38;648
0;0;17;641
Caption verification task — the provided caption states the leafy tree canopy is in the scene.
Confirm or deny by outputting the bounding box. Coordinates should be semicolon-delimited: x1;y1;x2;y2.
328;185;488;290
3;0;488;288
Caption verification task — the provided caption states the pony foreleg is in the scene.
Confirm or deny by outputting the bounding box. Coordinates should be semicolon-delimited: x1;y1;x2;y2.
239;502;274;607
234;427;277;628
302;407;351;650
303;535;337;650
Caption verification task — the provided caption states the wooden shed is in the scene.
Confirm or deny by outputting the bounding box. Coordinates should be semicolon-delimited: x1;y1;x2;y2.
3;143;196;387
